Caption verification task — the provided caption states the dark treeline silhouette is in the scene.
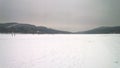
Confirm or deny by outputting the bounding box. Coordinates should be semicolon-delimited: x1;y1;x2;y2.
76;26;120;34
0;23;71;34
0;22;120;34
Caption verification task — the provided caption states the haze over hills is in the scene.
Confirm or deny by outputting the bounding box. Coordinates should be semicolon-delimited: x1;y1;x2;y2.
0;23;120;34
77;26;120;34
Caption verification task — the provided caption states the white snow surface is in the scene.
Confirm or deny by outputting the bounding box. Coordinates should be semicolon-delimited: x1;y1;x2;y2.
0;34;120;68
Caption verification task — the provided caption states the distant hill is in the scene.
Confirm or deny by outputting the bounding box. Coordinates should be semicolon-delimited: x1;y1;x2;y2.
77;26;120;34
0;23;120;34
0;23;71;34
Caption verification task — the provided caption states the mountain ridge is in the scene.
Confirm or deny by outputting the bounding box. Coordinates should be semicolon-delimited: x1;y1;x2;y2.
77;26;120;34
0;22;120;34
0;23;71;34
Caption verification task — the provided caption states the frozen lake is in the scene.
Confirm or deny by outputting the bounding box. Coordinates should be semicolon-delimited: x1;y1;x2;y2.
0;34;120;68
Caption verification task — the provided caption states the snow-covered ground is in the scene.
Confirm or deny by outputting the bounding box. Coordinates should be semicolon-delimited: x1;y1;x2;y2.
0;34;120;68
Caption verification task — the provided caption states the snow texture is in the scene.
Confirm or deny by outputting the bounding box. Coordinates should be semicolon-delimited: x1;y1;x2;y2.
0;34;120;68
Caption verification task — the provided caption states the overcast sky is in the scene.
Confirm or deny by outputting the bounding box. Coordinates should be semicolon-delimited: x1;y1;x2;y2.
0;0;120;32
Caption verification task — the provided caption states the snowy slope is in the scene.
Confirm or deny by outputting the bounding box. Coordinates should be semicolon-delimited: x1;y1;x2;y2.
0;34;120;68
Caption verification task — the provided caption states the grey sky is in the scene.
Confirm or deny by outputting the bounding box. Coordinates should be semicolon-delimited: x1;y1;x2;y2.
0;0;120;32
